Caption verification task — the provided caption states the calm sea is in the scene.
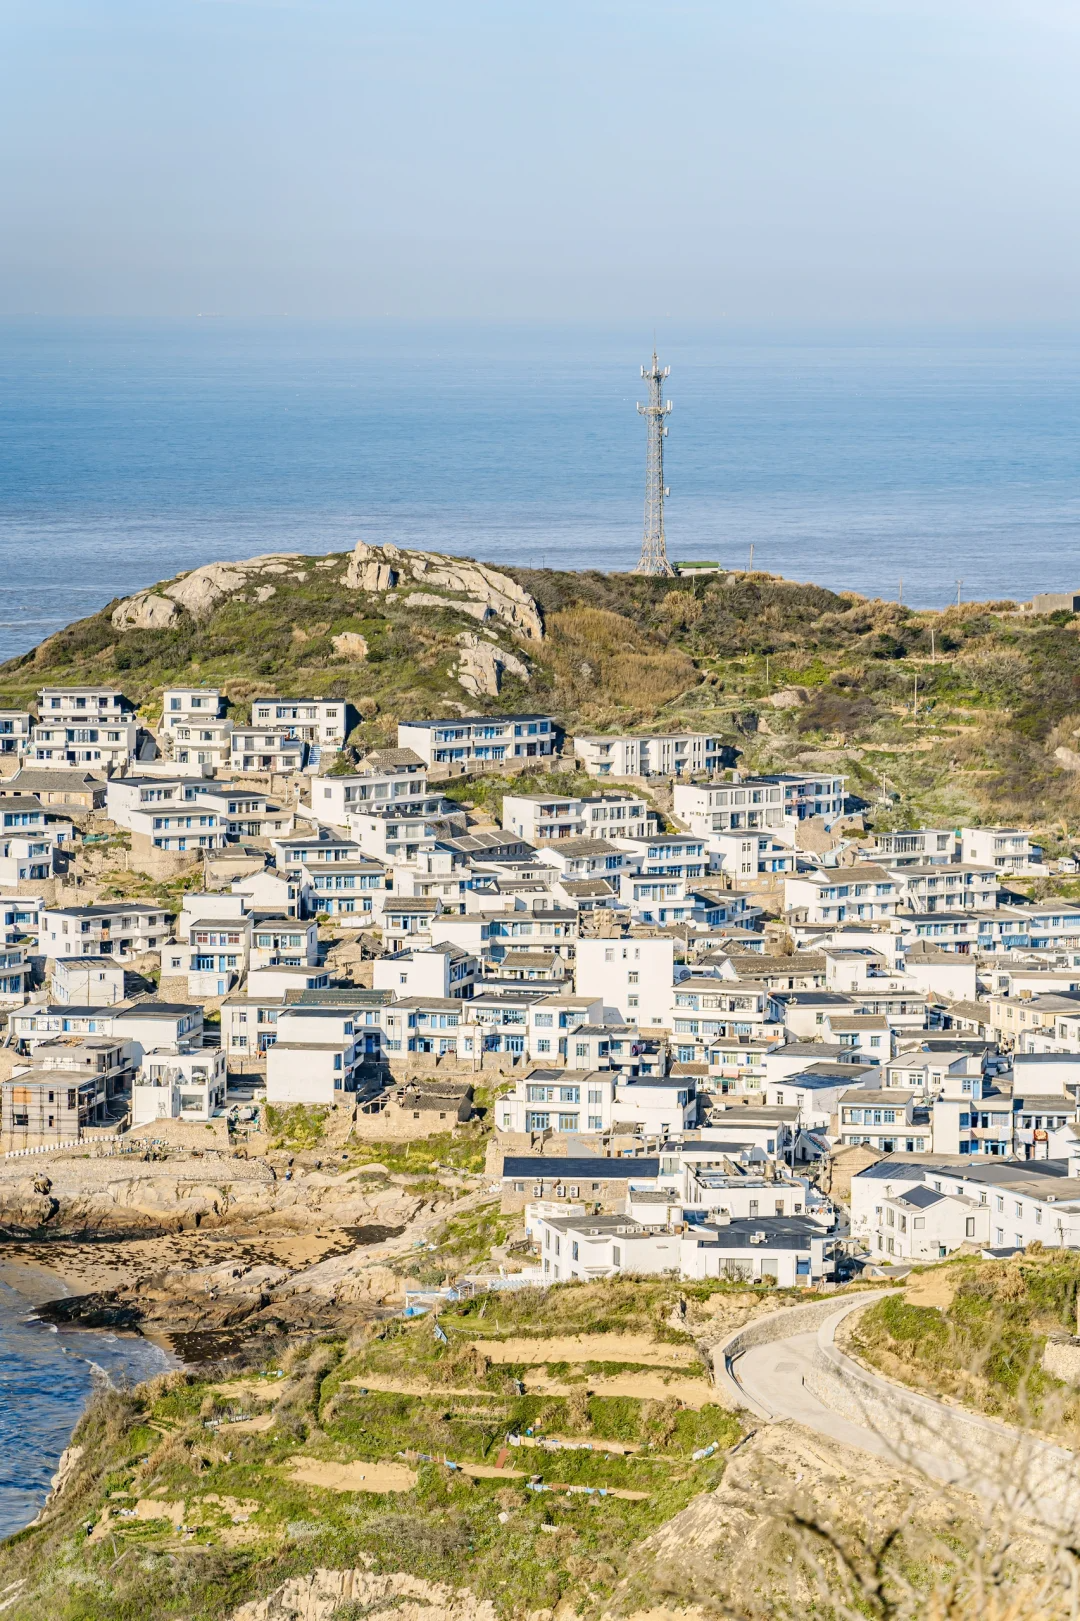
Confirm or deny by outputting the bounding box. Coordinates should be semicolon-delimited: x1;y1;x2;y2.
1;319;1080;661
0;1278;169;1539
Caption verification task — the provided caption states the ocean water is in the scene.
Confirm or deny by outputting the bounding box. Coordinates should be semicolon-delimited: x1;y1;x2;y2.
1;320;1080;662
0;1278;170;1540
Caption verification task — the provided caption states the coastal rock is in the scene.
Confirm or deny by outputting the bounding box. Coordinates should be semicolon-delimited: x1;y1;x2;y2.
769;687;807;709
27;1444;85;1526
331;631;368;661
1055;745;1080;772
454;632;530;698
0;1158;429;1236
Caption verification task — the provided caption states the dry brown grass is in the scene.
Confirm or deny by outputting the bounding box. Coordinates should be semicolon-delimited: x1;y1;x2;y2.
547;607;699;713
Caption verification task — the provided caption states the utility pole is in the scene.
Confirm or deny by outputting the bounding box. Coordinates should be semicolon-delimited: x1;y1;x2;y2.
765;654;770;691
898;577;903;607
913;672;919;720
956;579;963;608
930;627;936;662
748;542;755;572
634;351;675;577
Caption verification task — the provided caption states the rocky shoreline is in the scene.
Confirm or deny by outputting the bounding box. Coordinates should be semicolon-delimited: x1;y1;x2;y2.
0;1145;477;1369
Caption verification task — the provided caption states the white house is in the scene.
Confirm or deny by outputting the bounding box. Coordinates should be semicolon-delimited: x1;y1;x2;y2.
106;1001;204;1065
574;936;676;1026
37;687;132;723
245;965;329;998
889;863;999;914
674;774;846;840
249;916;319;969
30;719;141;772
43;903;171;960
784;867;901;926
679;1216;835;1286
850;1157;1080;1261
161;688;225;732
264;1013;363;1105
161;714;228;771
307;761;431;828
250;697;352;749
229;727;306;775
707;831;797;879
126;802;229;853
219;993;286;1058
162;915;252;998
501;791;653;845
307;861;388;925
372;944;479;1000
528;993;605;1063
536;1212;681;1282
399;715;558;768
132;1045;228;1126
574;732;726;778
0;711;33;758
0;795;73;883
960;827;1043;874
52;956;126;1006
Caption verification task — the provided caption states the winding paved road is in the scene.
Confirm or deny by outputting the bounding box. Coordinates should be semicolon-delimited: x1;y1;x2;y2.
724;1297;1080;1532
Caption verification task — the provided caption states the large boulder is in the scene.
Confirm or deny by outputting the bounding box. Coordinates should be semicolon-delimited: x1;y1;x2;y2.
331;631;369;661
455;632;530;697
111;592;181;631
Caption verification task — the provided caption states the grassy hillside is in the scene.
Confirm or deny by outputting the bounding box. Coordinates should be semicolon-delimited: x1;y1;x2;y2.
0;1279;743;1621
851;1251;1080;1436
8;548;1080;839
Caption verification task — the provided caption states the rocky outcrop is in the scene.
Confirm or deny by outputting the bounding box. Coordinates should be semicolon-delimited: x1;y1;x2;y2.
330;631;368;661
402;592;493;624
111;593;180;631
109;542;544;645
454;632;530;697
111;555;307;630
345;540;544;641
0;1157;428;1236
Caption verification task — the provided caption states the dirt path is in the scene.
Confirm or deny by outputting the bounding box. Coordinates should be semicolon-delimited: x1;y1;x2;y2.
471;1333;697;1367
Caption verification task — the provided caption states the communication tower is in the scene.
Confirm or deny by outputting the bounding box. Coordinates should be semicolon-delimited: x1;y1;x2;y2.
634;351;675;577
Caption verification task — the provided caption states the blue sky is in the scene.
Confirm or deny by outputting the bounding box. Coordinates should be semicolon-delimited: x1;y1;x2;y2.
2;0;1078;319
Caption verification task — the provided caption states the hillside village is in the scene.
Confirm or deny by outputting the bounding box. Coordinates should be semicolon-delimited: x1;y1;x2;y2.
5;550;1080;1616
1;551;1080;1284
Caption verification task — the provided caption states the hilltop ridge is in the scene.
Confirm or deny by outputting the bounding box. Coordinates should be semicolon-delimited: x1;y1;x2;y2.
6;535;1080;835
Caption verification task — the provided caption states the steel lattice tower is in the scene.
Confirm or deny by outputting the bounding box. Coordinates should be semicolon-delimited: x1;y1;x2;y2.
634;350;675;577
